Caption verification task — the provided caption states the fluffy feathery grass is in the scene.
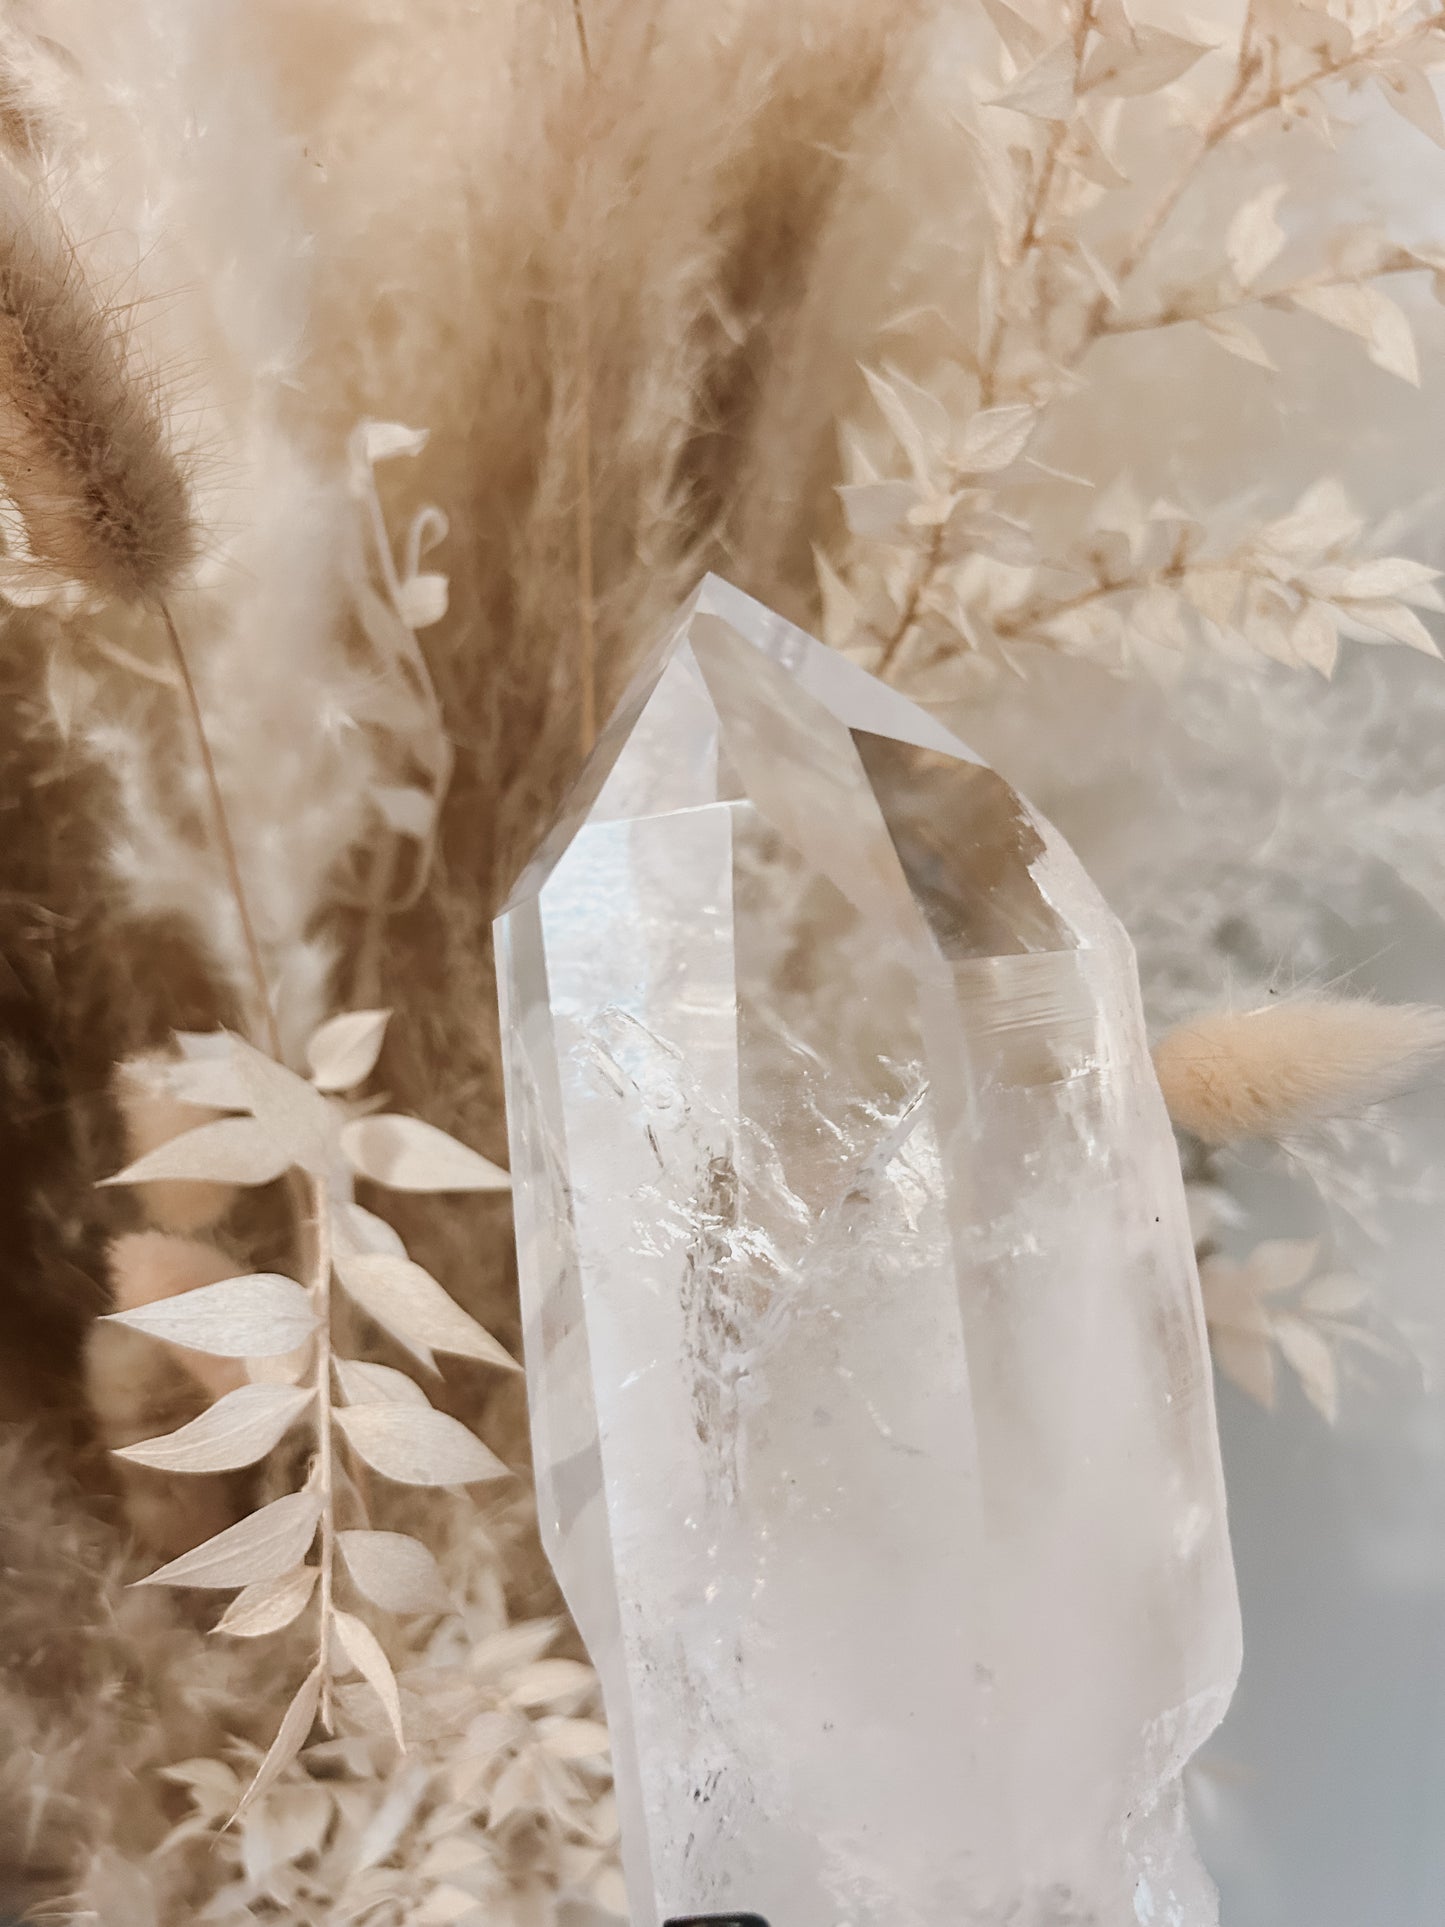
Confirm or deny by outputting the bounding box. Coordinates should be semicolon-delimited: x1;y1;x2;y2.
0;197;193;605
1154;996;1445;1144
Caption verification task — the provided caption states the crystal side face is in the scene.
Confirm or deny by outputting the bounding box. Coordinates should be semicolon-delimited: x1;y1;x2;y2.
495;576;1241;1927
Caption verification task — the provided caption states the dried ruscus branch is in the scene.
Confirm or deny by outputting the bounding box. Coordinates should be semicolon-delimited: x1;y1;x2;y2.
0;186;516;1808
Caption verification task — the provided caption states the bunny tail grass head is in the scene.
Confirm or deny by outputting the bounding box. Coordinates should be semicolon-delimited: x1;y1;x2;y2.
0;198;194;606
1154;996;1445;1146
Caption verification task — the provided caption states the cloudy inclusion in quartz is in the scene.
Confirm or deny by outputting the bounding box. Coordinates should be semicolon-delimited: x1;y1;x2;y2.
495;576;1240;1927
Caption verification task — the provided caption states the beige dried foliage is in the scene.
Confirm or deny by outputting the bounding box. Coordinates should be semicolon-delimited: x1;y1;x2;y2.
4;0;1445;1918
1154;995;1445;1144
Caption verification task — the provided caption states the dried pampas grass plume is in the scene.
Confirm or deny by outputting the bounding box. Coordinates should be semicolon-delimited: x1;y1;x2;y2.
0;196;194;604
1154;997;1445;1145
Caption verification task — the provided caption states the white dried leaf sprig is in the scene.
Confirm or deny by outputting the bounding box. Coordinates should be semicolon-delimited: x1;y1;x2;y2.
1200;1235;1406;1424
825;0;1445;687
102;1013;516;1814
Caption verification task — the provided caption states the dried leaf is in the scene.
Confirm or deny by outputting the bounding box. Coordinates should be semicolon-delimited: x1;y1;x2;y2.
334;1201;410;1260
1180;567;1246;626
105;1272;317;1359
414;1889;482;1925
1347;598;1440;654
341;1115;511;1192
1226;186;1287;287
340;1529;451;1614
1252;1237;1320;1296
1211;1326;1278;1409
335;1357;434;1407
141;1491;323;1590
1082;27;1208;95
837;478;923;539
116;1382;312;1473
540;1717;612;1761
1301;1272;1371;1316
335;1252;519;1372
468;1618;562;1683
332;1607;406;1748
235;1665;322;1820
1311;557;1440;598
1292;283;1420;385
396;571;448;629
1264;479;1363;557
861;367;952;482
130;1050;250;1111
955;403;1036;472
1273;1314;1340;1423
1379;67;1445;148
981;0;1044;61
990;40;1077;120
217;1566;319;1638
508;1657;597;1710
334;1403;509;1486
230;1037;339;1177
307;1010;391;1092
1291;602;1339;676
103;1116;291;1189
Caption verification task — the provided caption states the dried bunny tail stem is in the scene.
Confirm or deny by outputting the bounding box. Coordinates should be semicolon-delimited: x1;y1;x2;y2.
1154;996;1445;1145
0;202;194;603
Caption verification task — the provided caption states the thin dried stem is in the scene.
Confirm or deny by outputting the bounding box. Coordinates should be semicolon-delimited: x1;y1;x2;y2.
877;518;946;679
308;1171;337;1728
158;599;281;1060
1098;251;1421;339
979;0;1096;405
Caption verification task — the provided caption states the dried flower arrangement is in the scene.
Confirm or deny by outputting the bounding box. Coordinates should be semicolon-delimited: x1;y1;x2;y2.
2;0;1445;1921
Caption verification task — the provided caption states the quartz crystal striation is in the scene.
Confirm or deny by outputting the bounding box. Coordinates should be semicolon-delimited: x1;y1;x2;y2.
495;577;1241;1927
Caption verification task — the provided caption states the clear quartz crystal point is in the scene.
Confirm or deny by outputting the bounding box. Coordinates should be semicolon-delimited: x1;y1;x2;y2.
495;576;1240;1927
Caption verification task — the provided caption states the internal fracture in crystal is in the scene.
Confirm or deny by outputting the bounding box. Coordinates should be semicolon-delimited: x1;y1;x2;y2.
495;576;1240;1927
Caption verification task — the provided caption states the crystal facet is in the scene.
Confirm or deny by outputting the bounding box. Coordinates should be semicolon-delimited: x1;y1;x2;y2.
495;576;1241;1927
